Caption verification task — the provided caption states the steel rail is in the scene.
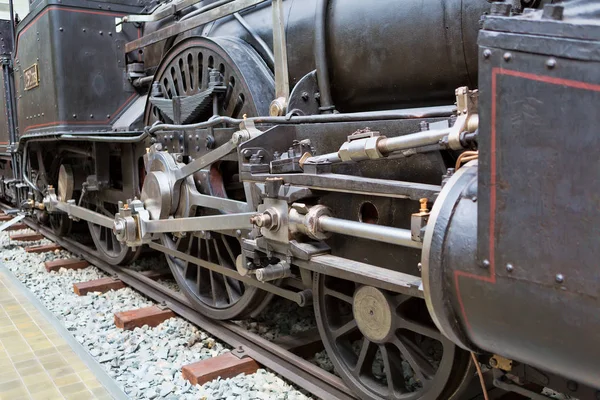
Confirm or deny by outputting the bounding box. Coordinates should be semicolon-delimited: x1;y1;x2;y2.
8;211;356;400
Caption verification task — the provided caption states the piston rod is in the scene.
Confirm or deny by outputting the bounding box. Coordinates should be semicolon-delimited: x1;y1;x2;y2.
318;216;422;249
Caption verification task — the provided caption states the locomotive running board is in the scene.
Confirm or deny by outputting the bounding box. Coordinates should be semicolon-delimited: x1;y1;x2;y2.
0;214;25;232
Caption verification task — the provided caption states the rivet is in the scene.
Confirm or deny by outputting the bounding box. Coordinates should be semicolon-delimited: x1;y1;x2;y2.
72;114;77;119
59;27;63;32
546;58;556;69
481;259;490;269
506;264;514;272
417;262;422;272
106;115;110;119
483;49;491;59
567;381;578;392
90;114;94;118
555;273;564;283
99;31;103;35
82;28;86;32
503;52;512;62
471;196;477;202
109;32;113;36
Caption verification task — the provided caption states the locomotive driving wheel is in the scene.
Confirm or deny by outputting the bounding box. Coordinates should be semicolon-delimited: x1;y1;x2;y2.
314;273;473;400
147;36;274;320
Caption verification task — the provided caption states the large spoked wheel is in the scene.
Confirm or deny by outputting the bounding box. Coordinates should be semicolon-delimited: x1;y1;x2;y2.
147;36;275;320
162;232;268;320
88;203;140;265
314;274;473;400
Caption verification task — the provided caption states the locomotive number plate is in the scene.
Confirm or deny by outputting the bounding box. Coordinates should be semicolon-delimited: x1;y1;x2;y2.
24;63;39;91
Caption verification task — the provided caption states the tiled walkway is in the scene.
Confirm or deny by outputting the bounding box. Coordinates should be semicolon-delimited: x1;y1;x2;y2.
0;267;122;400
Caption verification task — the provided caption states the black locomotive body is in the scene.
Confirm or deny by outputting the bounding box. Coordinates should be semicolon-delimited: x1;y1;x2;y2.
0;0;599;399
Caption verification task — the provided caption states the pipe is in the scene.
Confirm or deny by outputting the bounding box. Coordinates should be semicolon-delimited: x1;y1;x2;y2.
313;0;334;113
318;215;422;249
233;12;275;70
148;105;455;133
8;0;15;51
179;0;233;22
21;142;42;195
132;75;155;88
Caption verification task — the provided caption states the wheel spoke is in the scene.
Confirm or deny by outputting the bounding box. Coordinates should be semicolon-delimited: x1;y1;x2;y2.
353;337;376;377
393;335;436;383
324;287;354;304
332;319;358;340
380;345;406;394
397;318;442;341
221;236;238;265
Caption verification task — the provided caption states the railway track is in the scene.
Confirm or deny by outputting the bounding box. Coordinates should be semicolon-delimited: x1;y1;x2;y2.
0;206;356;400
0;206;527;400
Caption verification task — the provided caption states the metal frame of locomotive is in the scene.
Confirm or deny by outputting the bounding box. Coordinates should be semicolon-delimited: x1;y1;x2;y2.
0;0;599;399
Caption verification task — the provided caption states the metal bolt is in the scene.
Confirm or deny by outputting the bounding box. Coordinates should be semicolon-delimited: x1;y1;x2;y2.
489;357;498;368
481;259;490;269
483;49;491;59
567;381;578;392
417;262;422;272
236;230;242;237
503;52;512;62
471;196;477;202
546;58;556;69
555;274;564;284
301;91;309;101
506;264;514;273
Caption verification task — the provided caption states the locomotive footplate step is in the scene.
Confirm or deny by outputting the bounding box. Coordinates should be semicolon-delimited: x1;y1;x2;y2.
114;305;176;330
181;351;260;386
9;232;44;242
0;264;127;399
73;277;126;296
25;243;63;253
44;259;90;272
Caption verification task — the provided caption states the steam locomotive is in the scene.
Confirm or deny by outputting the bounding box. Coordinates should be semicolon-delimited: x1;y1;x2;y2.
0;0;598;399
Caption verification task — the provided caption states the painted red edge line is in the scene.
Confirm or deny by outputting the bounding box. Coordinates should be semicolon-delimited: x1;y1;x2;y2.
453;67;600;332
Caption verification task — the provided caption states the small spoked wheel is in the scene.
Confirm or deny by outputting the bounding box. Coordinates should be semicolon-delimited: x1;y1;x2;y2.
313;273;473;400
161;232;269;320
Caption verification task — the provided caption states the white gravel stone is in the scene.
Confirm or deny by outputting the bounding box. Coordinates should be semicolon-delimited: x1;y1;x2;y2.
0;229;314;400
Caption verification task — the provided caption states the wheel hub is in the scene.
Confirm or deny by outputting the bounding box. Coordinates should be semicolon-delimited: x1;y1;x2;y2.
353;286;393;342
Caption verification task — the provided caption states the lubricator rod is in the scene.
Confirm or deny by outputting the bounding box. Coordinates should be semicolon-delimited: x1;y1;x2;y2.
305;127;452;165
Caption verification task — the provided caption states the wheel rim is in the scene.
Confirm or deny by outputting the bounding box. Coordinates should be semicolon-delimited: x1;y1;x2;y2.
314;274;473;400
162;231;266;320
87;203;140;265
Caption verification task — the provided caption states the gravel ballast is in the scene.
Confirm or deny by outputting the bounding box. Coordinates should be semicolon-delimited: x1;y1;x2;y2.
0;229;313;400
